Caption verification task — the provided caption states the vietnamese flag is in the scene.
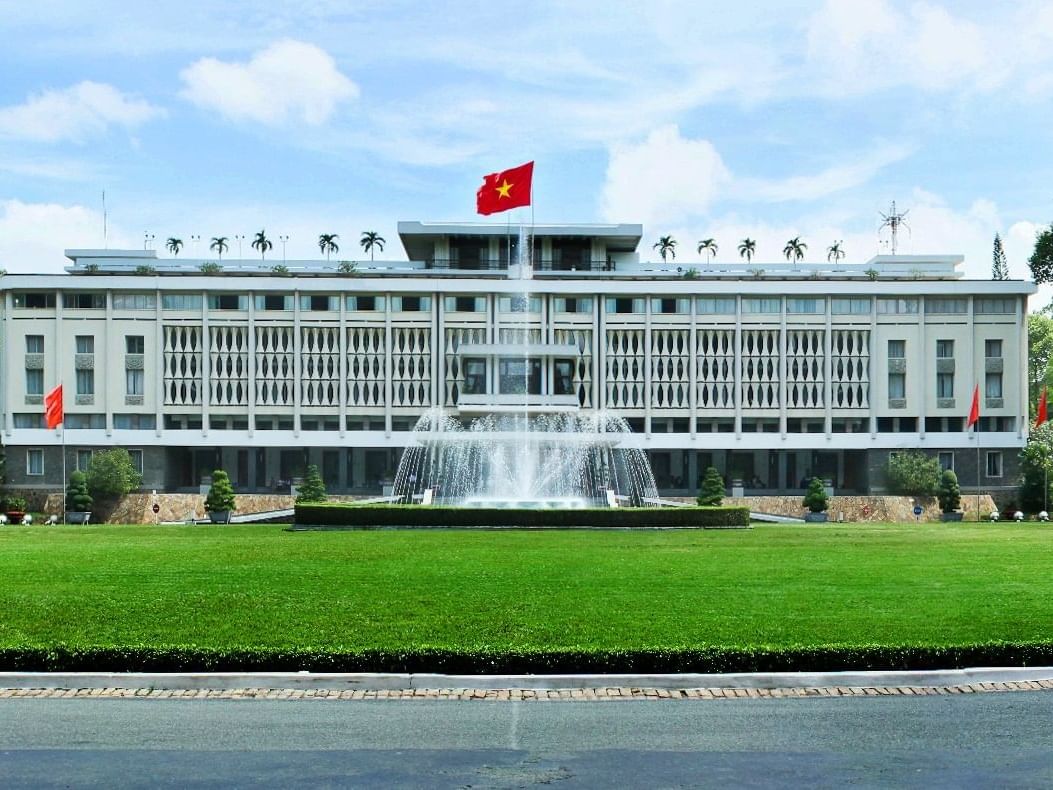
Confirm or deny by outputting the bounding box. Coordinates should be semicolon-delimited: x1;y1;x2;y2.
1037;387;1048;427
476;161;533;216
45;384;63;429
967;384;980;429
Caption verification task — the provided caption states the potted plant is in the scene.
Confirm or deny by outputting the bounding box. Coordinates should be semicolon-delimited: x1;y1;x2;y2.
696;466;725;506
938;469;962;521
2;494;28;525
204;469;236;524
65;471;93;524
802;477;829;522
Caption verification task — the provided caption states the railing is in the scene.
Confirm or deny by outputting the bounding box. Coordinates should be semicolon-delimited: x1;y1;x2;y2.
424;259;613;272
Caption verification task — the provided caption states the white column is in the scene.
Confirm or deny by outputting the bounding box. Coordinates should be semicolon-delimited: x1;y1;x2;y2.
2;291;11;436
384;295;392;435
824;297;833;436
733;296;742;436
247;292;256;437
154;289;163;438
778;299;787;436
868;299;877;436
644;296;652;436
434;292;443;407
200;291;209;438
104;290;113;436
1019;295;1029;439
594;294;603;411
293;291;301;437
689;296;697;438
338;293;347;437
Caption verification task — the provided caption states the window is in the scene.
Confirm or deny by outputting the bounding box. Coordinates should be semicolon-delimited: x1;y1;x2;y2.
113;414;156;430
26;449;43;476
254;294;291;311
975;298;1014;314
650;298;689;314
162;294;203;310
126;369;144;396
986;451;1003;478
13;414;44;428
126;335;145;354
553;297;592;313
75;336;94;354
25;369;43;395
877;298;919;314
128;449;144;475
985;339;1002;358
25;335;44;353
444;296;485;312
697;297;736;314
786;298;821;314
985;372;1003;398
605;297;644;314
76;450;93;472
926;298;968;314
936;339;954;358
76;368;94;396
112;293;156;310
462;357;486;395
888;373;905;399
498;295;540;312
346;295;384;311
742;298;780;314
299;295;337;311
65;413;105;429
831;298;871;314
553;359;575;395
392;295;430;312
938;451;954;471
208;294;247;310
937;372;954;399
13;293;55;309
65;292;105;309
888;339;906;358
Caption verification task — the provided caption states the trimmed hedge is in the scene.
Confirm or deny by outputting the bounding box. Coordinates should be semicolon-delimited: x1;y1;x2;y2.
294;503;750;529
1;642;1052;673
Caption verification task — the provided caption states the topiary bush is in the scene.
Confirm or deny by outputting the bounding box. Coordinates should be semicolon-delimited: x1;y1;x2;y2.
938;469;961;514
66;471;93;512
86;449;142;501
295;464;327;504
204;470;236;514
802;477;829;513
697;466;725;506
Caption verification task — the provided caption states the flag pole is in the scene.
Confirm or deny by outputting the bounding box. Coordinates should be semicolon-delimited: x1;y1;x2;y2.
60;422;66;525
975;407;981;522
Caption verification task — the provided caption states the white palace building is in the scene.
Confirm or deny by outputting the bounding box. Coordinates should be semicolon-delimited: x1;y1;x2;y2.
0;221;1036;498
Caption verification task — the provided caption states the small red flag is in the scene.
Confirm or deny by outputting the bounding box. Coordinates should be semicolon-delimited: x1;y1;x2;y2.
44;384;63;429
476;161;533;216
967;384;980;429
1037;387;1048;428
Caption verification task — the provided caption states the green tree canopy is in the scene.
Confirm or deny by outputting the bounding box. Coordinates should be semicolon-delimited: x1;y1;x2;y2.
697;466;725;506
86;449;142;501
885;451;941;497
992;233;1009;280
204;469;236;513
1020;423;1053;513
1029;310;1053;411
802;477;829;513
1028;223;1053;284
296;464;328;504
938;469;961;514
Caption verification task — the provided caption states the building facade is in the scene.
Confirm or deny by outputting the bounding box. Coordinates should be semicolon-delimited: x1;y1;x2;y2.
0;221;1035;498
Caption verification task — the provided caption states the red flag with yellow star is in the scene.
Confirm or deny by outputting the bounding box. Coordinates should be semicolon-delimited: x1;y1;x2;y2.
476;161;533;216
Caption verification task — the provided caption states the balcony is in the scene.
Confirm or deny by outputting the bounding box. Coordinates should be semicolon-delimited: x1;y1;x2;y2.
455;393;580;414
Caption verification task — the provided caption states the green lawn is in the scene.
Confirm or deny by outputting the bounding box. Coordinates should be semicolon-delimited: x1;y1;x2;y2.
0;523;1050;670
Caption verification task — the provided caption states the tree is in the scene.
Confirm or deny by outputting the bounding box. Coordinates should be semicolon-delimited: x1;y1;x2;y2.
885;451;941;497
1028;223;1053;284
653;235;677;262
86;449;142;501
296;464;328;503
165;237;183;256
251;230;273;260
938;469;961;514
1028;310;1053;409
66;470;93;512
826;241;844;263
337;260;357;275
318;233;340;261
802;477;829;513
696;238;718;263
737;238;756;262
992;233;1009;280
204;469;236;514
783;237;807;263
697;466;725;506
360;231;385;261
1019;423;1053;512
209;237;229;260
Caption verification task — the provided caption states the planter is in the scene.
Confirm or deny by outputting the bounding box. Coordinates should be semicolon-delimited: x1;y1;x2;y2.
65;511;92;525
4;511;26;525
941;512;964;522
208;511;231;524
804;512;829;523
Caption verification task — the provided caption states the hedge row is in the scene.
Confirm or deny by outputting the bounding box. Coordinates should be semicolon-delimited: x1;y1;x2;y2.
294;503;750;528
1;642;1052;673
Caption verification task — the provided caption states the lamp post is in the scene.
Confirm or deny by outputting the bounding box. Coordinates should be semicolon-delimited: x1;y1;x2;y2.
279;235;290;264
235;234;245;259
143;232;155;250
190;234;201;255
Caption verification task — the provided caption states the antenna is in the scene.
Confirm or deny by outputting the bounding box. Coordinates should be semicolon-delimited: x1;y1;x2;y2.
102;190;108;248
878;200;910;255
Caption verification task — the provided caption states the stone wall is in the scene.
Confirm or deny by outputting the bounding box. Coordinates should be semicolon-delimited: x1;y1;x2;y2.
724;494;997;522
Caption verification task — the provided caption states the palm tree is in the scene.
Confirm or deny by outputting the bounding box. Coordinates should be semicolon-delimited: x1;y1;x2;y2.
209;237;229;260
697;238;718;263
653;235;677;262
359;231;385;261
165;237;183;256
827;240;845;263
737;238;756;262
251;229;273;260
318;233;340;261
783;236;807;263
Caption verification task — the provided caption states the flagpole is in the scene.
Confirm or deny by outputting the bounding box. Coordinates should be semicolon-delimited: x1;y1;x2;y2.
60;423;66;525
976;408;981;522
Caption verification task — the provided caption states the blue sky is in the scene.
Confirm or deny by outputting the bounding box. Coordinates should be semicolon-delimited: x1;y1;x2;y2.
1;0;1051;303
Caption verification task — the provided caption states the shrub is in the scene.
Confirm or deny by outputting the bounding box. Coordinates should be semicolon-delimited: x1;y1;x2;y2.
1;494;27;512
886;451;941;497
337;260;357;275
86;449;142;501
697;466;725;506
802;478;828;513
270;264;290;276
295;465;327;504
199;261;222;275
204;470;236;513
66;471;93;512
938;469;961;514
865;268;880;281
134;264;157;275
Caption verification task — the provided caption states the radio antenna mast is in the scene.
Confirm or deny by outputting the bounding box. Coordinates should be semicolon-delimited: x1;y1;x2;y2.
879;201;910;254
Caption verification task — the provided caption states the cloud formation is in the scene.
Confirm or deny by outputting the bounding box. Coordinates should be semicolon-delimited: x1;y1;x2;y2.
180;40;359;126
0;82;163;143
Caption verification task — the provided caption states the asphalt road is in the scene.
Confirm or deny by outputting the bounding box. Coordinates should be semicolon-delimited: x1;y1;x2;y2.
0;694;1051;788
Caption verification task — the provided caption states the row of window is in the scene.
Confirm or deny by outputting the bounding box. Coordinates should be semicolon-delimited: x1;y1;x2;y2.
890;449;1003;478
23;448;144;477
23;335;144;354
13;413;156;429
888;339;1004;401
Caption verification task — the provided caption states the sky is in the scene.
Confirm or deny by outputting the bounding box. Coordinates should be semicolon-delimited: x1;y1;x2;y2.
1;0;1052;306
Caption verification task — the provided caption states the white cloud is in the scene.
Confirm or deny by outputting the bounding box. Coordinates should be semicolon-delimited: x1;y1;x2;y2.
180;39;358;126
741;144;914;203
0;82;163;143
0;200;135;273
